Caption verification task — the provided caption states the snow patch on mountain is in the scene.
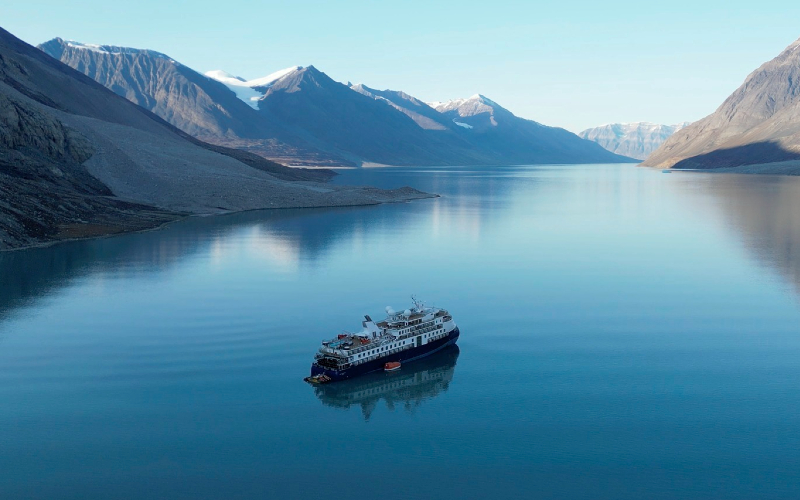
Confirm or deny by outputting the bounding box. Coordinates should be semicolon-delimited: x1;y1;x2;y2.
205;66;304;109
204;70;263;109
205;70;246;84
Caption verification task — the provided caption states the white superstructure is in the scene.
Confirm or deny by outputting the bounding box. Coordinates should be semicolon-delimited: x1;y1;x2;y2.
314;298;457;371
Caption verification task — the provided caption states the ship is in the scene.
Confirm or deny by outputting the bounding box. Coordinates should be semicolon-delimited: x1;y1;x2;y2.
312;345;460;420
307;298;460;382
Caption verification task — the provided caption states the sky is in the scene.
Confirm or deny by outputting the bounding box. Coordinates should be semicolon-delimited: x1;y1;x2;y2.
5;0;800;132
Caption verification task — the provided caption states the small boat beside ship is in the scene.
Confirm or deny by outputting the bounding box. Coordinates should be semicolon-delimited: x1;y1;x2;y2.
305;298;460;383
304;374;331;384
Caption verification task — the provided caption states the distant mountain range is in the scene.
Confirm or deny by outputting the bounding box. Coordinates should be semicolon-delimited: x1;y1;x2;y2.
579;122;690;161
0;28;427;250
644;36;800;171
38;38;634;167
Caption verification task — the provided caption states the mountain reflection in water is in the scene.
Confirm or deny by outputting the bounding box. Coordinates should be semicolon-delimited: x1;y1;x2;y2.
667;172;800;297
312;346;460;421
0;204;430;322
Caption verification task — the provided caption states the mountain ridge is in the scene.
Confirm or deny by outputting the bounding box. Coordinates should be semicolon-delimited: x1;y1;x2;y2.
41;37;635;167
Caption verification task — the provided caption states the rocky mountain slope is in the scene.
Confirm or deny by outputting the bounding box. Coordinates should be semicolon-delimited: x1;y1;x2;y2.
41;38;633;167
643;37;800;171
0;27;429;251
579;122;689;161
350;84;453;131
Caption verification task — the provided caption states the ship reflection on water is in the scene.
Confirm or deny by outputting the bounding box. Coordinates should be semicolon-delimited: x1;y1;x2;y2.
311;345;460;421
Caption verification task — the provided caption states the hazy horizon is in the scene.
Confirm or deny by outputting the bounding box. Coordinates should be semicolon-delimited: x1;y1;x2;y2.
5;0;800;132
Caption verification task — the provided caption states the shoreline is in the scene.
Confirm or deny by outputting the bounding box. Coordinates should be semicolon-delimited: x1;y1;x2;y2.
0;189;438;254
640;160;800;177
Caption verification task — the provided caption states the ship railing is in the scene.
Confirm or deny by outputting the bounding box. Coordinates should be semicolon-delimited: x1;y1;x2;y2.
324;341;395;357
362;331;445;364
348;341;402;358
324;323;447;358
412;324;438;332
319;347;345;355
350;331;448;367
352;345;409;366
389;322;440;336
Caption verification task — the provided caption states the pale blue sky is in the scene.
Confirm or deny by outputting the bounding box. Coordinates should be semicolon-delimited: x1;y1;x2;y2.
5;1;800;132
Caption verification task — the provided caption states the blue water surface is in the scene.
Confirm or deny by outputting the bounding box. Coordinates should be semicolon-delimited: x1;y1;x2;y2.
1;164;800;499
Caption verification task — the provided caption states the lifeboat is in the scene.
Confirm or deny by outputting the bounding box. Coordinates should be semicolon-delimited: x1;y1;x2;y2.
304;374;332;384
384;361;401;372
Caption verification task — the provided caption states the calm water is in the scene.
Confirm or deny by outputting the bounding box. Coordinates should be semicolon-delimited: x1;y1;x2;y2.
2;164;800;499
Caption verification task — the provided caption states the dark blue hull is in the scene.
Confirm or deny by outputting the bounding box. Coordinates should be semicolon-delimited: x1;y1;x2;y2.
311;327;460;382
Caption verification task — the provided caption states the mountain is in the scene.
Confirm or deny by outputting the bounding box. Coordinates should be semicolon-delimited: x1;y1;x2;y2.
38;38;341;166
0;28;427;250
429;94;634;164
252;66;485;166
41;38;633;166
643;37;800;171
579;122;689;161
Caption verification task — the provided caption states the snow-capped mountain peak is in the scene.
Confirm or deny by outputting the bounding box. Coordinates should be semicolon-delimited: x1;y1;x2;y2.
431;93;503;117
429;94;496;108
468;93;498;105
246;66;304;88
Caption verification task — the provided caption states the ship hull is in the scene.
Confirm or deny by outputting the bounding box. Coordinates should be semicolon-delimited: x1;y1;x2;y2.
310;327;460;382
